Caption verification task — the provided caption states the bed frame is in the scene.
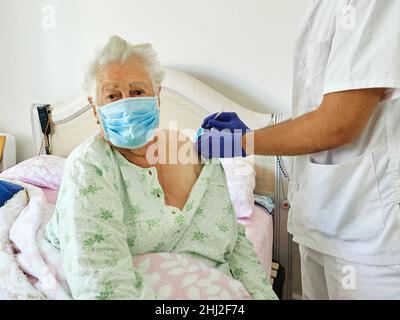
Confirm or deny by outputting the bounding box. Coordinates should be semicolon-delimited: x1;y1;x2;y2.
30;68;300;300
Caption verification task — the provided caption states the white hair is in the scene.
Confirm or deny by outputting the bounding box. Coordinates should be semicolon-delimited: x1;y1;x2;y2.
84;35;165;96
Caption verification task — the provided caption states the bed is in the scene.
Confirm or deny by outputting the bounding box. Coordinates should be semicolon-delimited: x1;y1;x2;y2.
1;68;294;300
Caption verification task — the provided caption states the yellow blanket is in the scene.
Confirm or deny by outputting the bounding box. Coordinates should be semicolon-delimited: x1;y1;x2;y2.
0;135;5;162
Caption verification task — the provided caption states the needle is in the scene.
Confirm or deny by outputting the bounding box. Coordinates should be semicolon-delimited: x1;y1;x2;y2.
195;110;224;141
205;110;224;129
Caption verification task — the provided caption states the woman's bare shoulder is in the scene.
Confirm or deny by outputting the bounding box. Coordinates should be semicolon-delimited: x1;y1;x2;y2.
157;129;204;173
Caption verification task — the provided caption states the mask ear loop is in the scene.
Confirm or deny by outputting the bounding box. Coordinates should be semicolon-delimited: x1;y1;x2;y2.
93;103;111;142
89;97;108;140
89;97;101;125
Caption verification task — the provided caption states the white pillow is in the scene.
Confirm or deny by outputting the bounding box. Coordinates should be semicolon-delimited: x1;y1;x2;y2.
220;158;256;218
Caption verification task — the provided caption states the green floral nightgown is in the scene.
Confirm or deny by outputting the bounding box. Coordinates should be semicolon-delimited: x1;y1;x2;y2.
46;134;277;300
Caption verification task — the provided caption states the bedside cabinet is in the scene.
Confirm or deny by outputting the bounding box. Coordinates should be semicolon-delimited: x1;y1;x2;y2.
0;134;16;172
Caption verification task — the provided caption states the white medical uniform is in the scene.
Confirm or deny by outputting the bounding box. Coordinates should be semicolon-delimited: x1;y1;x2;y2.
288;0;400;299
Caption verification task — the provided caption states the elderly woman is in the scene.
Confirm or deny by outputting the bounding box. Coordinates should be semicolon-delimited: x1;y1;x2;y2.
45;35;277;300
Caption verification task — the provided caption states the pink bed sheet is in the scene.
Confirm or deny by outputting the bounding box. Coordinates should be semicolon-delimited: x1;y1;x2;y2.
41;188;273;276
238;206;273;278
42;188;59;204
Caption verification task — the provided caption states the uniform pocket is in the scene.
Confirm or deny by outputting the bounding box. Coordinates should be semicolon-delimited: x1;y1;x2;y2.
306;153;384;242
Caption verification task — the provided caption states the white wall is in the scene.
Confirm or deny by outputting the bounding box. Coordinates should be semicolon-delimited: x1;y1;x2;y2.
0;0;308;162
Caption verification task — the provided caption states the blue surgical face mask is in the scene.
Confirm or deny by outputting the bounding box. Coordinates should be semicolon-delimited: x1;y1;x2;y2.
97;96;160;149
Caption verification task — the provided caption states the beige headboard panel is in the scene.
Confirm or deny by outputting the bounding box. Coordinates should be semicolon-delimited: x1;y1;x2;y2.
32;68;282;196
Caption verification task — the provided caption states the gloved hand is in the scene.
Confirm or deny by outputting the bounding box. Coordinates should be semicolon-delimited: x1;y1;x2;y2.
196;129;247;159
201;112;250;134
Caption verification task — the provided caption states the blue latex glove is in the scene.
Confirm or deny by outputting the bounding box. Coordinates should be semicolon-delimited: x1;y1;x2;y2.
196;128;247;159
201;112;250;134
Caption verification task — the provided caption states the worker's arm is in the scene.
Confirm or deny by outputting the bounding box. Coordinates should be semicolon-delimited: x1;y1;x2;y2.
196;88;386;159
242;88;386;156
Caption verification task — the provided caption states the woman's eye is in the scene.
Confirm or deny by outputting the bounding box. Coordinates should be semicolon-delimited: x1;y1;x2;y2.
107;93;121;101
131;90;145;96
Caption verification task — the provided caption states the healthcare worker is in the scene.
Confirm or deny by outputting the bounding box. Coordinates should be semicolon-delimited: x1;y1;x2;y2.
197;0;400;300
